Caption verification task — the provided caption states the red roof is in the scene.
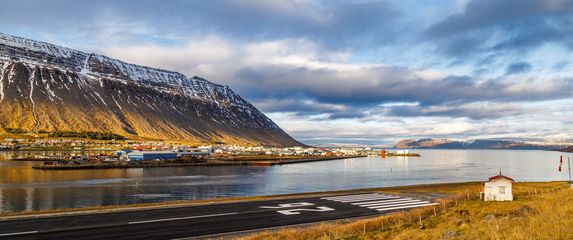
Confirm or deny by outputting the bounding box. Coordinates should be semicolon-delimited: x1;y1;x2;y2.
488;174;515;182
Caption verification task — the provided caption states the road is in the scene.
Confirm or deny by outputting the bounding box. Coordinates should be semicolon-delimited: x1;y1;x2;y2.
0;193;438;240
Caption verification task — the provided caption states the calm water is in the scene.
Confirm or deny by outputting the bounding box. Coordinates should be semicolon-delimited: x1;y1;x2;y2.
0;149;571;213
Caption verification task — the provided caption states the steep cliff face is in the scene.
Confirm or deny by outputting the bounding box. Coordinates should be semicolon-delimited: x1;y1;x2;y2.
0;33;301;146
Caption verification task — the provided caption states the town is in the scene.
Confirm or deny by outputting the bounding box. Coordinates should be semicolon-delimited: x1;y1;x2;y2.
4;138;402;170
1;137;373;156
3;138;424;170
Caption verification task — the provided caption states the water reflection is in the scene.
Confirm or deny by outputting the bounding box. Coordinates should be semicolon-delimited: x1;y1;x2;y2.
0;149;571;213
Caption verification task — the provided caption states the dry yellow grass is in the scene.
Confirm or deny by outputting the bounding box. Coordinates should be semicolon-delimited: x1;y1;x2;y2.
236;182;572;240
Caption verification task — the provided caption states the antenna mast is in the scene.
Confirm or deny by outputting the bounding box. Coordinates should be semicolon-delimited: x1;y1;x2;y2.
567;157;573;188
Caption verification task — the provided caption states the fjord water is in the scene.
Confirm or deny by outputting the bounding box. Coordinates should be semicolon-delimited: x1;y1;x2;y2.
0;150;570;213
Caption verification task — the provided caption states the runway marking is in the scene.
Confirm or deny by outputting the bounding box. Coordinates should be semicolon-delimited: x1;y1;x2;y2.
373;203;439;212
350;198;410;205
277;206;335;215
0;231;39;237
365;201;431;209
323;193;438;212
323;195;391;200
128;212;238;224
260;202;315;209
360;199;423;207
322;195;400;203
322;193;381;200
321;194;389;201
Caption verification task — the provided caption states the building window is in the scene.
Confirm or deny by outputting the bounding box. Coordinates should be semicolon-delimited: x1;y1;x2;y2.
499;186;506;194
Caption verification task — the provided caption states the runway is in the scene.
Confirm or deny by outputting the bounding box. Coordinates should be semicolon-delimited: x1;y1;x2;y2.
0;193;437;239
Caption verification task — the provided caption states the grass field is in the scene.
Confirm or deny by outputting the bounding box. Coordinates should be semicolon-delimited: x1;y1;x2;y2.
237;182;572;240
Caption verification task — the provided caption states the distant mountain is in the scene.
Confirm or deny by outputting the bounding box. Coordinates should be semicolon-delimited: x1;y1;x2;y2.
558;146;573;153
0;33;301;146
395;138;566;150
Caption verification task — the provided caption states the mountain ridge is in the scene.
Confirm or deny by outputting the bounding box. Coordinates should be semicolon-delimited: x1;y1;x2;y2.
395;138;568;150
0;33;301;146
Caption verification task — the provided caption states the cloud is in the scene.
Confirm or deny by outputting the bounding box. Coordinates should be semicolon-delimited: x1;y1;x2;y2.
0;0;402;50
102;37;346;84
386;102;528;120
255;98;348;116
553;61;570;70
3;0;573;144
234;63;573;107
101;36;240;81
268;98;573;144
505;62;533;75
424;0;573;62
101;36;573;124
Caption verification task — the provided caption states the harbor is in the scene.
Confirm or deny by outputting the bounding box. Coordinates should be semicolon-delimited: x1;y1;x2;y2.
29;155;367;170
377;149;421;157
2;137;421;171
0;149;568;213
11;147;368;170
7;144;418;170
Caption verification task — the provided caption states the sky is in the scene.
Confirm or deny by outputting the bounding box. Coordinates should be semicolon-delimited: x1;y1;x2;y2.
1;0;572;146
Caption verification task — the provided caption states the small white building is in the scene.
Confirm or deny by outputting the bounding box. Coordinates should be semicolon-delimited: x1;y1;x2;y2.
481;173;514;201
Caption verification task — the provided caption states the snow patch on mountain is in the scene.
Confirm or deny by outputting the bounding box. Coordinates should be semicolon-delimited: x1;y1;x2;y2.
0;32;257;112
0;32;293;143
28;67;39;132
0;62;6;102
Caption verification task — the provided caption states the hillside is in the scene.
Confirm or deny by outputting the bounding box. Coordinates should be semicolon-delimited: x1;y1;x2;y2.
0;33;300;146
558;146;573;153
395;138;565;150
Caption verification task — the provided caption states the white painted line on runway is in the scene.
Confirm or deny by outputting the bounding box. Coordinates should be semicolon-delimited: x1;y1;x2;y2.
260;202;315;209
374;203;439;212
367;201;431;209
322;193;439;214
351;198;412;205
323;194;391;200
322;193;381;200
326;198;401;203
277;206;335;215
128;212;238;224
325;195;398;201
359;199;423;207
335;196;402;203
323;193;392;199
371;202;434;211
344;196;401;201
364;201;428;209
0;231;39;237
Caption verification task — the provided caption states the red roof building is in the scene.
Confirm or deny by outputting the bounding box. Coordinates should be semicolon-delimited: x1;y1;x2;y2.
481;171;514;201
488;174;515;182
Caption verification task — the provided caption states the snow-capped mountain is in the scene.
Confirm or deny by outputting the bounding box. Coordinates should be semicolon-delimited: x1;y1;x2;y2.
0;33;300;146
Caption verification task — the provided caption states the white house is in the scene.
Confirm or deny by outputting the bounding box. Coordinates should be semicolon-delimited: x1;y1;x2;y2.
481;173;514;201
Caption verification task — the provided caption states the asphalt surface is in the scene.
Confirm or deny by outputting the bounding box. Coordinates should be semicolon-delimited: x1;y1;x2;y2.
0;193;437;240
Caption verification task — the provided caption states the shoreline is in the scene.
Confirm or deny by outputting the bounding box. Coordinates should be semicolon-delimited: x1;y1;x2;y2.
29;155;368;170
0;181;566;220
11;158;71;162
381;153;421;157
0;148;116;152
